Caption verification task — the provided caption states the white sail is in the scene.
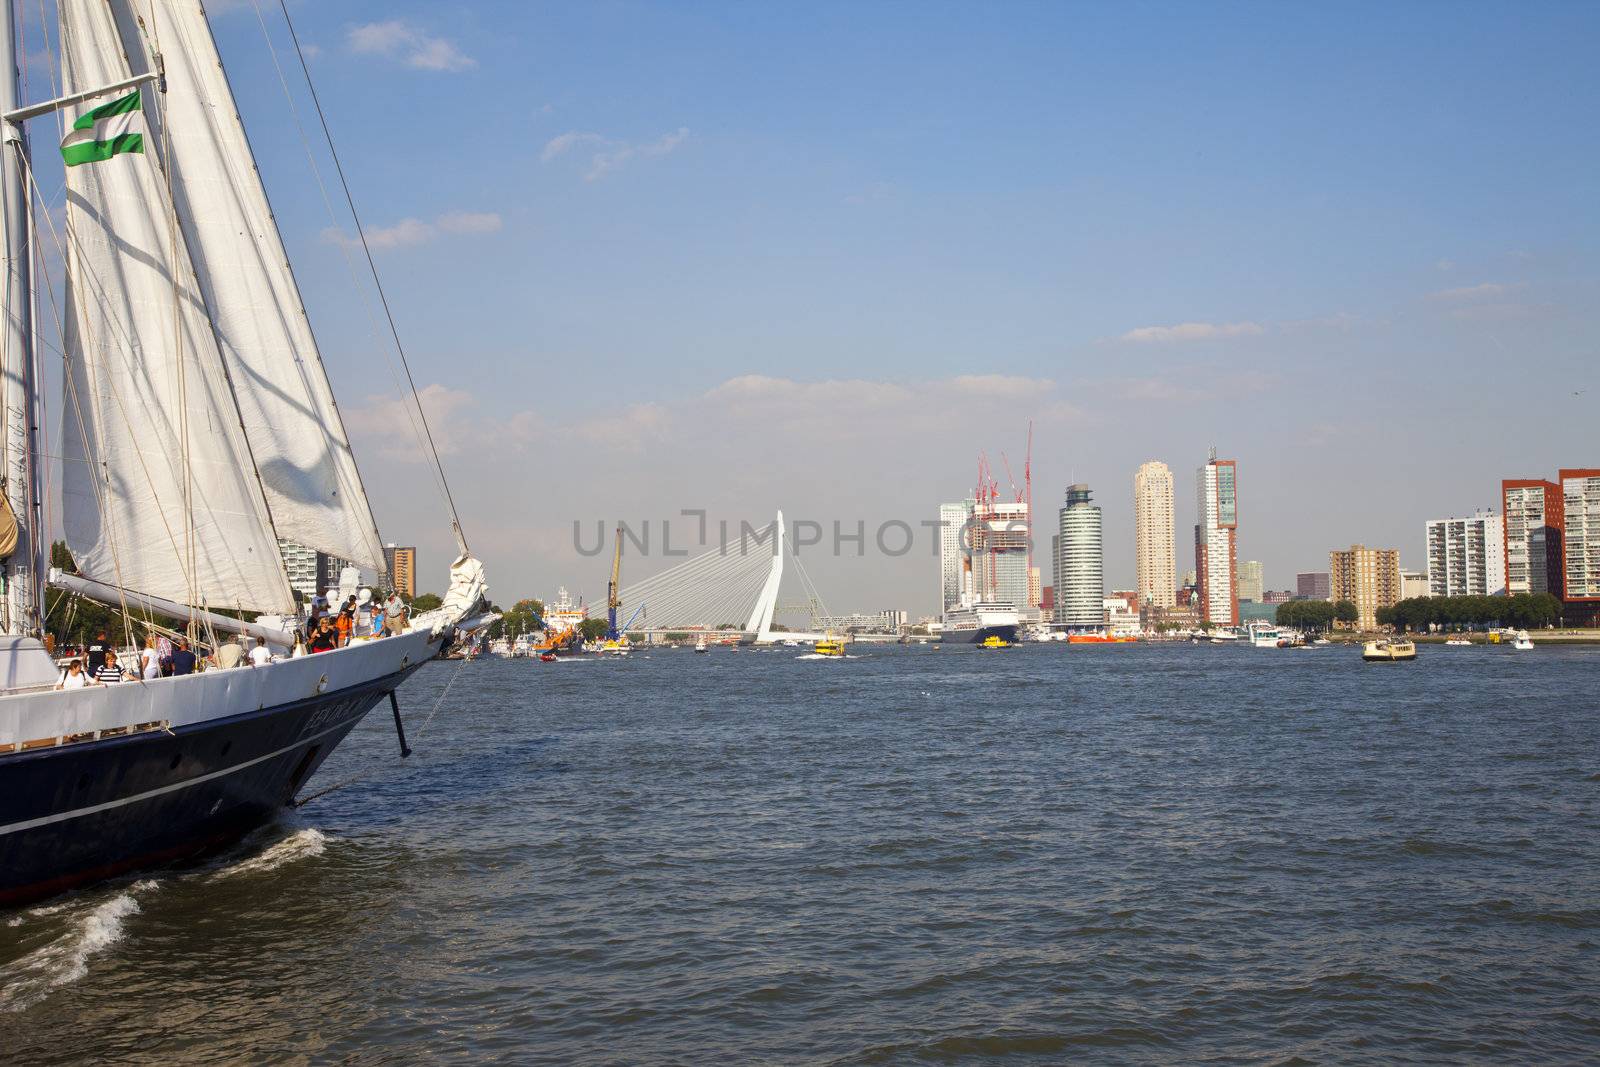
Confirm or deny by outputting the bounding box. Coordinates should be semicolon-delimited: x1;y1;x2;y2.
59;0;294;612
130;1;388;577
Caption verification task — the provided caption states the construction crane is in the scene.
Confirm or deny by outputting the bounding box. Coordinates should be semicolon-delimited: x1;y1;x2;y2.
604;524;624;639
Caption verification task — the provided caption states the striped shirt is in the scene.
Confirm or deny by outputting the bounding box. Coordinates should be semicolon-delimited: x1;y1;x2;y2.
94;663;126;684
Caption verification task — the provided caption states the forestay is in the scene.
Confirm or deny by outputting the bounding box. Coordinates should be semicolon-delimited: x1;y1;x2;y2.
59;0;293;612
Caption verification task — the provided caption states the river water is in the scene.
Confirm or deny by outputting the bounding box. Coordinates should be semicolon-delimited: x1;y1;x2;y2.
4;643;1598;1062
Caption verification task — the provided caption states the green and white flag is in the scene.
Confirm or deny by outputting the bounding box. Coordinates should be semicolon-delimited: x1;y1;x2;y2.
60;89;144;167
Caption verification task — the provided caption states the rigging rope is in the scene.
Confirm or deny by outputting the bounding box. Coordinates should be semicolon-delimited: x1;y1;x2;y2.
273;0;468;555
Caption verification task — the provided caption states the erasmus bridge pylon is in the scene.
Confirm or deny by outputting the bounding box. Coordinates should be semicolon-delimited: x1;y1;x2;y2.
615;511;830;641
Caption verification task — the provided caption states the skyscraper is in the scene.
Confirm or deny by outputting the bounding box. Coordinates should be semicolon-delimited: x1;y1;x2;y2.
1329;544;1401;630
1195;452;1239;626
938;500;974;612
1237;560;1264;603
971;500;1031;611
1133;460;1176;609
384;543;417;598
1502;479;1563;596
1425;513;1504;597
1056;484;1104;629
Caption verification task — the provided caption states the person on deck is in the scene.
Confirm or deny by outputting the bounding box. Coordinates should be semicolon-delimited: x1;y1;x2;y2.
86;630;109;674
384;592;407;636
94;650;133;684
170;638;198;677
334;603;354;647
248;636;273;667
215;639;245;669
308;618;338;653
291;629;308;658
55;659;89;690
140;636;161;680
369;603;386;637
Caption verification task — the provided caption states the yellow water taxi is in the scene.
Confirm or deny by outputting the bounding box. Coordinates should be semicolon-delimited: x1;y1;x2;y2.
980;635;1012;649
814;637;847;657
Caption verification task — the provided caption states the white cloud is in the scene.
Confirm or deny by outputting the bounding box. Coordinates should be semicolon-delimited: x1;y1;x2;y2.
1426;281;1523;302
541;132;606;162
1117;321;1266;343
541;127;691;181
321;211;502;250
347;20;474;72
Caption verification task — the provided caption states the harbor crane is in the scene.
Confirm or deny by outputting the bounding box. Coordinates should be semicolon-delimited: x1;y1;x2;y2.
606;524;624;640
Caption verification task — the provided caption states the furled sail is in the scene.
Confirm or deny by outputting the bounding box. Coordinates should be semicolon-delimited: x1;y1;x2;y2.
59;0;294;612
124;1;388;578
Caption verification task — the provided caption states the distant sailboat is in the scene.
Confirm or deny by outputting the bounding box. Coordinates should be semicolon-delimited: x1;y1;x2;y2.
0;0;490;904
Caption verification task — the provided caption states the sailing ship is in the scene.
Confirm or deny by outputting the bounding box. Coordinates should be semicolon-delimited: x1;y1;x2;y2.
0;1;490;905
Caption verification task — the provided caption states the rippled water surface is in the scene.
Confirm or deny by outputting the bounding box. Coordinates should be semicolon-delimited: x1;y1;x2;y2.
5;643;1600;1062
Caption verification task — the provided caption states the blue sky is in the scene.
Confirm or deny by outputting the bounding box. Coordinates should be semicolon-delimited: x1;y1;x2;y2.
31;2;1600;615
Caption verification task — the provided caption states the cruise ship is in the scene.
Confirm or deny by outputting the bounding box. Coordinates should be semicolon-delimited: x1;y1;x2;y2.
939;601;1021;644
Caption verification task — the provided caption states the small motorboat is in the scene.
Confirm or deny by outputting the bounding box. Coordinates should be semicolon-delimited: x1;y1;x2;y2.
694;637;709;654
1362;639;1417;662
1512;630;1534;651
539;652;558;662
1445;634;1471;646
980;635;1012;650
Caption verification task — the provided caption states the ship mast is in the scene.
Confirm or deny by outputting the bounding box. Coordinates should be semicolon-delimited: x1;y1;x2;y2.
0;1;40;636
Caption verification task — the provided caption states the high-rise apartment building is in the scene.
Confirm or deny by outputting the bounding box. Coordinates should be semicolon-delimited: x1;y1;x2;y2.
938;500;974;612
278;539;320;601
1237;560;1264;603
1425;512;1504;597
1133;460;1176;609
1195;452;1239;625
1296;571;1331;599
1329;544;1401;630
384;543;417;598
1560;469;1600;622
1502;479;1563;596
1056;484;1104;629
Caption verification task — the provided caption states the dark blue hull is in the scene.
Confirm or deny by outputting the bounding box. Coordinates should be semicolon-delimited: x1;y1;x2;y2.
0;663;423;907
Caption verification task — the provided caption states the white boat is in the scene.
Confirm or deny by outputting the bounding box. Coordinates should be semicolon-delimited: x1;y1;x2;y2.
1445;635;1472;647
1246;622;1285;648
0;4;491;905
1512;630;1534;651
694;637;709;653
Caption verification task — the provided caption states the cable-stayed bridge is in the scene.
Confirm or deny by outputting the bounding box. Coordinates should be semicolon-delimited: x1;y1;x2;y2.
616;512;832;642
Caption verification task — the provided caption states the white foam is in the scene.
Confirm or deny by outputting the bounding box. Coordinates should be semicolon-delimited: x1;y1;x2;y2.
0;887;144;1013
210;828;327;880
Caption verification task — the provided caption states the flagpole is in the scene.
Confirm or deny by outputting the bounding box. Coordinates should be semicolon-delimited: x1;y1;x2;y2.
0;0;39;634
3;70;156;125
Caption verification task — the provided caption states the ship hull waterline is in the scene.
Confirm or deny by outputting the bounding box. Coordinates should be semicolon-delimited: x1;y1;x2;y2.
938;624;1020;645
0;646;438;907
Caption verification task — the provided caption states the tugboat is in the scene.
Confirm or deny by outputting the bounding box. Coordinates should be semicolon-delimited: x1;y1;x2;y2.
1362;639;1417;662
